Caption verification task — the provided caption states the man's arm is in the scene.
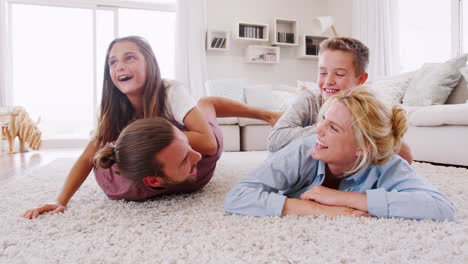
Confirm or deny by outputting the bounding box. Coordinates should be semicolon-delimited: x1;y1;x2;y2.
267;91;319;153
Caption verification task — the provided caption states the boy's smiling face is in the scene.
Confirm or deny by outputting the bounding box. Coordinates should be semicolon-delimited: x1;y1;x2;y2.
318;50;367;101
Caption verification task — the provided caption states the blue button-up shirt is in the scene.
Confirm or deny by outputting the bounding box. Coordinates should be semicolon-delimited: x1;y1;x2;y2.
224;135;455;221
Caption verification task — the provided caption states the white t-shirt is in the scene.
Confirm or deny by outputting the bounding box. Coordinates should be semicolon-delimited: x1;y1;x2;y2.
164;79;197;125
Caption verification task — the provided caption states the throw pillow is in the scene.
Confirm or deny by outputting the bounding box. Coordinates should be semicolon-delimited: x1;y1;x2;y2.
367;71;416;107
402;54;468;106
205;79;247;103
244;85;275;110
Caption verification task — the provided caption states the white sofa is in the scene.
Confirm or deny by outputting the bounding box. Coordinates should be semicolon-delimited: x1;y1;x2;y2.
205;79;296;152
403;77;468;166
207;57;468;166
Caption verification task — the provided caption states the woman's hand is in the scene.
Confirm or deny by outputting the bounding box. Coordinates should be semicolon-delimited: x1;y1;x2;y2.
22;203;66;219
300;185;369;212
282;198;370;218
300;185;345;206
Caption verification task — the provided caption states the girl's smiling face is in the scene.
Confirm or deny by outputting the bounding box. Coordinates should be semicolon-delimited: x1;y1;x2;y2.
108;41;147;96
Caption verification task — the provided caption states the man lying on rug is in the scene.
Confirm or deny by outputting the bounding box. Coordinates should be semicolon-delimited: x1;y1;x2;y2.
23;97;281;219
224;87;455;221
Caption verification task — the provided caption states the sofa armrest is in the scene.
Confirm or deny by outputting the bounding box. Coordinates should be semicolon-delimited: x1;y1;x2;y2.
408;103;468;126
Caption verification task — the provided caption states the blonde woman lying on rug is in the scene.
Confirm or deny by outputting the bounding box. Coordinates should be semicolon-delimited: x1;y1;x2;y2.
225;87;455;221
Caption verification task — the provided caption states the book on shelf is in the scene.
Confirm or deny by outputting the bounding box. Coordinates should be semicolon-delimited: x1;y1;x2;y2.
210;37;226;49
219;38;226;48
215;38;222;48
239;25;264;39
211;37;218;48
305;36;327;55
277;32;295;44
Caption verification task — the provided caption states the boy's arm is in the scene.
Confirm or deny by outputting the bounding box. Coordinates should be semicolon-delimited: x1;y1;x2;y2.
267;92;319;152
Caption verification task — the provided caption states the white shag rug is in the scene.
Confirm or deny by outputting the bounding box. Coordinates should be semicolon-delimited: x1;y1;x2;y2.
1;152;468;264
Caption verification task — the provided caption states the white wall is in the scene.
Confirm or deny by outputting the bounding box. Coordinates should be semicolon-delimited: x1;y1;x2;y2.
327;0;353;37
206;0;353;87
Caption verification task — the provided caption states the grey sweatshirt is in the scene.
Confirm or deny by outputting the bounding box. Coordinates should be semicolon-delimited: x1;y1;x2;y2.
267;89;323;152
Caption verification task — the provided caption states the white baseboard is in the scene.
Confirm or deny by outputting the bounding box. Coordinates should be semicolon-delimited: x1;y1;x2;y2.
2;138;89;150
41;138;89;149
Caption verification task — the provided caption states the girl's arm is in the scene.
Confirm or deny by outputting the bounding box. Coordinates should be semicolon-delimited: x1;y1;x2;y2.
22;140;99;219
182;107;217;156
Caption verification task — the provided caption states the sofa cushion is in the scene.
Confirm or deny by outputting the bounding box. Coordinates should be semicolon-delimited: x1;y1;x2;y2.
297;80;320;93
216;117;239;125
238;118;269;126
271;90;297;111
406;103;468;126
274;84;297;92
368;71;416;107
205;79;247;103
446;69;468;104
244;85;275;110
403;54;468;106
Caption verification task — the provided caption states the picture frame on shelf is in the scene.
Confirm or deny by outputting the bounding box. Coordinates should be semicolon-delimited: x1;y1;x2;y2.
245;45;280;64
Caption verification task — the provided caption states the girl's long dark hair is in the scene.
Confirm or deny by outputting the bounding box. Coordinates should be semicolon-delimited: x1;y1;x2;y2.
95;36;171;146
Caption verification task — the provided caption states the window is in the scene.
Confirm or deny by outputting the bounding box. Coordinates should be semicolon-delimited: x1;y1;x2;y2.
9;2;175;140
463;0;468;53
119;8;175;79
11;4;94;139
397;0;452;72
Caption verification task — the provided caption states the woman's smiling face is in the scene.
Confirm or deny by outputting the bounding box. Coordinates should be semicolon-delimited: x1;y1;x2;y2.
312;101;360;174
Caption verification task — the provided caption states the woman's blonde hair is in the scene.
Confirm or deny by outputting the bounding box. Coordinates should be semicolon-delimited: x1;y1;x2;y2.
318;86;408;175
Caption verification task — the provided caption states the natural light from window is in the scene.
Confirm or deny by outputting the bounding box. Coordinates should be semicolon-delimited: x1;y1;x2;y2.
12;4;94;140
398;0;451;72
11;4;176;140
119;8;175;79
463;0;468;53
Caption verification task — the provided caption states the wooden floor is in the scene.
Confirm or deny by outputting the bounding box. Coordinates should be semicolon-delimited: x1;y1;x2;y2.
0;143;82;184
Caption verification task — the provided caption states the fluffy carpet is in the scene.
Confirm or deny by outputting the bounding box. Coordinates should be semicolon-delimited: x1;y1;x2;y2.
1;152;468;264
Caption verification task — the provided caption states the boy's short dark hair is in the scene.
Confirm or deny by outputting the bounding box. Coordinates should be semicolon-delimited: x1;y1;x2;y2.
319;37;369;76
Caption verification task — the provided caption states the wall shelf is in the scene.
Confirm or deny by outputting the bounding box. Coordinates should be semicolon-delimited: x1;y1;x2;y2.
272;18;298;46
245;45;280;64
207;29;230;51
298;34;327;59
234;22;269;42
